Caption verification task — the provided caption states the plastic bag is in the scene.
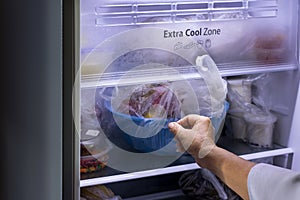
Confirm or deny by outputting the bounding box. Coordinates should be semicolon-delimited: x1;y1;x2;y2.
250;73;273;112
226;74;277;147
195;55;228;118
98;54;227;121
226;85;251;141
119;83;181;119
81;88;113;173
95;55;228;154
81;88;102;136
244;104;277;148
227;77;252;104
179;169;241;200
81;185;123;200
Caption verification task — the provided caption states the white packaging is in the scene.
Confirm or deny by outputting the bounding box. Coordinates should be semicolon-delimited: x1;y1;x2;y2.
227;77;252;104
244;107;277;148
229;114;247;141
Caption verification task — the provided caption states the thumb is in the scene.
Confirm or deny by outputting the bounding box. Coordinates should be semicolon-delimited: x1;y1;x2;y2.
168;122;194;145
168;122;186;138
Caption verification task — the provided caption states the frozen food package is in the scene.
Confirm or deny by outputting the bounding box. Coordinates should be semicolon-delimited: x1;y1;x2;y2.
244;104;277;148
250;73;273;112
179;169;241;200
227;114;247;141
80;88;112;173
226;73;278;146
227;77;252;104
81;88;102;135
80;136;111;173
227;84;252;141
94;55;228;155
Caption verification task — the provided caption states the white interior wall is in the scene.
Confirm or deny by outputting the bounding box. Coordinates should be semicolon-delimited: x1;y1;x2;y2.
289;82;300;172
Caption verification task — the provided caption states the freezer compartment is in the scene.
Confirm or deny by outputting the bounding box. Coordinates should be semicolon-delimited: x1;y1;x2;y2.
78;0;300;190
79;43;299;184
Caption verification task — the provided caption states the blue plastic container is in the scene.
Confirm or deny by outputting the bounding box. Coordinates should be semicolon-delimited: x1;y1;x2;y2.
103;100;229;156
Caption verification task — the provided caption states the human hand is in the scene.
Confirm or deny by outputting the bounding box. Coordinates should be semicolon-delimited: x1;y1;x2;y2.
168;114;216;159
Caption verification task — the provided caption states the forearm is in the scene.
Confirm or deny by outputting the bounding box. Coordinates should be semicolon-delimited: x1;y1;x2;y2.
194;146;256;200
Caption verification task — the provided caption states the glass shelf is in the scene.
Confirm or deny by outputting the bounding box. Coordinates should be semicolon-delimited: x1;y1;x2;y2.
80;135;293;187
81;60;298;89
218;60;298;77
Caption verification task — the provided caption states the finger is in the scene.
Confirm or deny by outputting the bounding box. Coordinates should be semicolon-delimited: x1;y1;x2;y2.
169;122;195;150
177;114;209;129
169;123;186;152
175;138;185;152
191;116;212;132
176;114;199;128
168;122;188;138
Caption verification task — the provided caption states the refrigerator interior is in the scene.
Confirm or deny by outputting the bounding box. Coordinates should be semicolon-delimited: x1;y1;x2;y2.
77;0;300;199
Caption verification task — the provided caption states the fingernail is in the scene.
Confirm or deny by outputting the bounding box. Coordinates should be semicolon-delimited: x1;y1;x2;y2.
168;122;175;128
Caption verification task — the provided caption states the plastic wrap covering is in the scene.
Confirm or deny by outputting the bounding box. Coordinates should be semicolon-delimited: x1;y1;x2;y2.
94;55;228;155
227;74;277;148
179;169;241;200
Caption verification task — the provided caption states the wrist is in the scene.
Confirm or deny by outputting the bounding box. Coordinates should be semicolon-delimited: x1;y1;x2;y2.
194;146;221;169
197;137;216;159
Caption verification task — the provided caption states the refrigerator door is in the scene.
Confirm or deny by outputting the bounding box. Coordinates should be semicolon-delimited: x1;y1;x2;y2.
3;0;65;200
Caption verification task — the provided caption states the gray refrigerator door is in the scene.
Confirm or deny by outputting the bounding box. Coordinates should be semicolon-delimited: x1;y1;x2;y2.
2;0;67;200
